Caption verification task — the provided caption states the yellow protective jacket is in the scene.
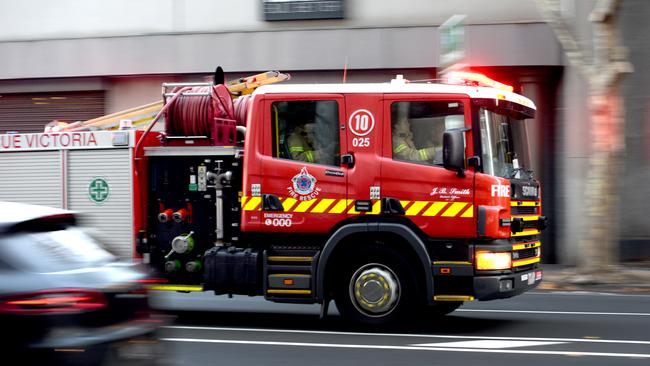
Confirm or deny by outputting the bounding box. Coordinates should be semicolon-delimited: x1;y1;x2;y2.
287;127;318;163
392;135;437;162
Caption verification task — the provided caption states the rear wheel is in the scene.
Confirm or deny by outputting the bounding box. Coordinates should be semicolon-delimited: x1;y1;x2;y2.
334;245;418;326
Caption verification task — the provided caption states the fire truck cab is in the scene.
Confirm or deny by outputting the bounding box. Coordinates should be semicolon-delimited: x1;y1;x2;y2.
139;71;546;325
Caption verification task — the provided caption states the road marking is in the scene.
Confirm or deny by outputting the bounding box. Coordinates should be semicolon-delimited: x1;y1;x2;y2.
458;309;650;316
413;340;566;349
161;338;650;359
164;326;650;345
530;291;650;298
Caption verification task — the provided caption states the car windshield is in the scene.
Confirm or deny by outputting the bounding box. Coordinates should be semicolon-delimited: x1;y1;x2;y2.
0;227;115;272
479;107;533;179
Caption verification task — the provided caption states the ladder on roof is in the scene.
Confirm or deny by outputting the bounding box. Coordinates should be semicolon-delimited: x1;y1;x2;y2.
58;71;290;132
162;70;291;99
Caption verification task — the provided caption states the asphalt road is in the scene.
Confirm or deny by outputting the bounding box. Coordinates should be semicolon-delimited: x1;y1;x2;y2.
147;290;650;366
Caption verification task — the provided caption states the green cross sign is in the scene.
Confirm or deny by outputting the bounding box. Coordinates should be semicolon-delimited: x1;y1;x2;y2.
89;178;110;203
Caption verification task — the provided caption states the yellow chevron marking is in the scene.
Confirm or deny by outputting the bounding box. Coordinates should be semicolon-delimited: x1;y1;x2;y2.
441;202;468;217
460;205;474;218
282;197;298;211
242;197;476;217
243;196;261;211
511;201;540;207
294;199;317;213
422;202;447;217
311;198;335;213
348;203;362;215
405;201;428;216
512;241;541;250
366;201;382;215
329;199;351;214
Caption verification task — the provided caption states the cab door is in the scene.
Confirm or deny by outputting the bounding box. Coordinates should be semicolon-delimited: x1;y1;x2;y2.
254;94;348;234
343;94;383;216
380;95;476;238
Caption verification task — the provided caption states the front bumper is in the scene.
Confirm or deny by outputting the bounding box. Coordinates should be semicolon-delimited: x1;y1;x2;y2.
474;269;543;301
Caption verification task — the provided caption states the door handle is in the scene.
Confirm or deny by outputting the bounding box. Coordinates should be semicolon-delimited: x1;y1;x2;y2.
341;153;355;168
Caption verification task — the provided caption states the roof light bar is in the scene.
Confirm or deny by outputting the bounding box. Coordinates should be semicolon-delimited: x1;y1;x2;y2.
447;71;514;93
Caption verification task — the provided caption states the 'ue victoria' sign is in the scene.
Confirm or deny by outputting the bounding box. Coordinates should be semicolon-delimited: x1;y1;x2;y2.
0;131;131;151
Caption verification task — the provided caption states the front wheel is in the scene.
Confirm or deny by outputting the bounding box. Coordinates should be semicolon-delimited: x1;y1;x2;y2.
334;246;418;326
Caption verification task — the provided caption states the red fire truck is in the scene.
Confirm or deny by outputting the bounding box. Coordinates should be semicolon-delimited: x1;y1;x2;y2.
127;69;546;325
0;70;546;325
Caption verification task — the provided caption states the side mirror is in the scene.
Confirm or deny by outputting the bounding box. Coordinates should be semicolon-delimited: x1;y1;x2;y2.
443;130;465;177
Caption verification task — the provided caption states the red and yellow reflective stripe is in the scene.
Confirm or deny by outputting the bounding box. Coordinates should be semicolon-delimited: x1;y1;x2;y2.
311;198;335;213
405;201;428;216
241;197;474;218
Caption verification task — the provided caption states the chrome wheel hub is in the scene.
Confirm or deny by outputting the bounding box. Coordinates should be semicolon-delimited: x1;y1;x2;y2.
349;264;400;317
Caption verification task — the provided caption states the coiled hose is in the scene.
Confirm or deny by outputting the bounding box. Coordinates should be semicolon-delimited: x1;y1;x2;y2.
165;84;237;137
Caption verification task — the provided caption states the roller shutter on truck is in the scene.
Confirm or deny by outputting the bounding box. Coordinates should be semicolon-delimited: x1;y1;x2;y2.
0;130;136;260
0;151;62;208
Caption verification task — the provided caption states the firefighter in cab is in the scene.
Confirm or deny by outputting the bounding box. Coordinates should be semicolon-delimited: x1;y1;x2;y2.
287;119;337;165
392;116;440;163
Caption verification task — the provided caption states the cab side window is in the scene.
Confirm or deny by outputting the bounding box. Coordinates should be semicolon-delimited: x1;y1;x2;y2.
391;101;464;165
271;100;340;166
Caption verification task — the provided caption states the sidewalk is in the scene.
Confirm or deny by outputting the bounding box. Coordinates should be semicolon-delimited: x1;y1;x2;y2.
538;263;650;294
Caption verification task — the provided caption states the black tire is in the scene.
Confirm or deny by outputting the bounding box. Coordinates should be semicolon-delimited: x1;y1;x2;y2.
333;244;419;326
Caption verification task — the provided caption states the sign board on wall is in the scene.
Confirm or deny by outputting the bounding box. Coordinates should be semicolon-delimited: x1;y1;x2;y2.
263;0;344;21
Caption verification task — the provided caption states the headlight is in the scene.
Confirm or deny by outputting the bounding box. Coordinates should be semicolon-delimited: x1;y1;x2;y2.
476;251;511;270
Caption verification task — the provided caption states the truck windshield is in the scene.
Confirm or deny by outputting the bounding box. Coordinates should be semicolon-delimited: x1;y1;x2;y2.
479;107;532;179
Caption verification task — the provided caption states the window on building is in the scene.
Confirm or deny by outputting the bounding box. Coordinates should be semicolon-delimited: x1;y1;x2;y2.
271;100;340;166
391;101;465;165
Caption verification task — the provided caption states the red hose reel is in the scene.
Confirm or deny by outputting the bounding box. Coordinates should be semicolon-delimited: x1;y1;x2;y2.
164;84;240;145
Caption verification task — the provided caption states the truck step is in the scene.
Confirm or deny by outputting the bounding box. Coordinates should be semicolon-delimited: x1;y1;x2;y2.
263;249;319;303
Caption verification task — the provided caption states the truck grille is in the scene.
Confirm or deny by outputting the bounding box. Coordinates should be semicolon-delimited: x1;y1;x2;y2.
511;206;537;215
513;247;538;260
511;240;541;269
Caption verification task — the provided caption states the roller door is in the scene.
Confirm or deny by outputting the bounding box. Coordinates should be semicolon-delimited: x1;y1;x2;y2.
67;149;134;259
0;91;105;134
0;151;62;208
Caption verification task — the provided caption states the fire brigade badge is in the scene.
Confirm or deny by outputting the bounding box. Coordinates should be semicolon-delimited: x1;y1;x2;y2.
288;167;321;201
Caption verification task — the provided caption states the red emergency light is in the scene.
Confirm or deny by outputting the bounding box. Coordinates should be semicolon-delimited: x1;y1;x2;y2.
446;71;514;93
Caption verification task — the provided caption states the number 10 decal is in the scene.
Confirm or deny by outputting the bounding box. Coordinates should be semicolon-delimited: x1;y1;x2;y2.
348;109;375;136
348;109;375;148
